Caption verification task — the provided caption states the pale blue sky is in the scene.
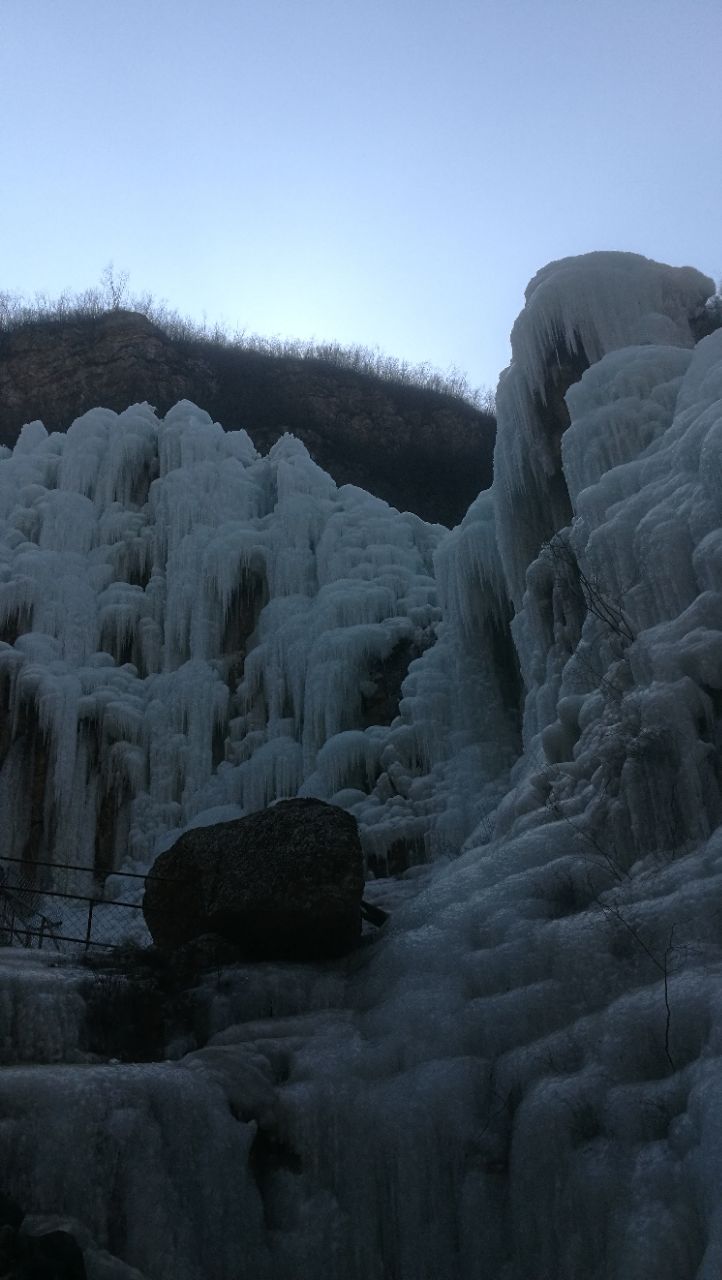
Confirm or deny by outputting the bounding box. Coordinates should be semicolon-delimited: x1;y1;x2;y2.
1;0;720;394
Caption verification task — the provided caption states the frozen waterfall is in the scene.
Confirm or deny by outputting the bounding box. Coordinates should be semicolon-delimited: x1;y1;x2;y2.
0;251;721;1279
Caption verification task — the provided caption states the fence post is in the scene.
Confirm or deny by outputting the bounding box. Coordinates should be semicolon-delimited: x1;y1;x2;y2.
84;899;95;952
38;918;45;950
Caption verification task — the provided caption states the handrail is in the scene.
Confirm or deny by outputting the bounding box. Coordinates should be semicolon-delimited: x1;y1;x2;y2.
0;853;188;884
0;858;162;954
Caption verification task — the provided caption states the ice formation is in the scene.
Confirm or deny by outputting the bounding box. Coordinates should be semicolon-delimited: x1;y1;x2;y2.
494;252;713;605
0;403;444;886
1;251;722;1279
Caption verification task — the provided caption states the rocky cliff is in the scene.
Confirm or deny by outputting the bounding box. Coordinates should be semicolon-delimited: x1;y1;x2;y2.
0;311;494;527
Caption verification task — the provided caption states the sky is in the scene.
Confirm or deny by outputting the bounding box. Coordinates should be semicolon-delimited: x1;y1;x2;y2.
1;0;720;396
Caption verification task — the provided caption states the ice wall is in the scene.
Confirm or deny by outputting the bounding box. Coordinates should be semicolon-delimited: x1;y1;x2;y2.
0;403;446;885
242;259;722;1280
0;255;715;898
493;252;713;606
500;326;722;863
347;488;522;866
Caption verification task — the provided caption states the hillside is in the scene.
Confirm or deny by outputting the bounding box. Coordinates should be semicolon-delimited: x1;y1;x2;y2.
0;309;495;527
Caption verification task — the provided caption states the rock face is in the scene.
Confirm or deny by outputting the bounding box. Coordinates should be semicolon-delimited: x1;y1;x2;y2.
0;1191;86;1280
143;799;365;960
0;310;494;526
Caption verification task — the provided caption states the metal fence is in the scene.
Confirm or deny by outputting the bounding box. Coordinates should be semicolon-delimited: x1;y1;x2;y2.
0;855;174;954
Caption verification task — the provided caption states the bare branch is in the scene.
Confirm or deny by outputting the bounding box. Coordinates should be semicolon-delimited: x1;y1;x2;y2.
545;533;635;644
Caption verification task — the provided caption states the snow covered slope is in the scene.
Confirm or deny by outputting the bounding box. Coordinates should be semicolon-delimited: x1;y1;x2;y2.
1;251;722;1279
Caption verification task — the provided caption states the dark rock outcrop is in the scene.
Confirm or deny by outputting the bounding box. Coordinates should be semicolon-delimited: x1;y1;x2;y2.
0;1192;23;1234
0;1193;86;1280
0;311;495;526
143;798;365;960
8;1230;87;1280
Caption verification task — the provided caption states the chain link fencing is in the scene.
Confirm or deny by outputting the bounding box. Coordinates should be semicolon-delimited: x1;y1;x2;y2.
0;855;180;955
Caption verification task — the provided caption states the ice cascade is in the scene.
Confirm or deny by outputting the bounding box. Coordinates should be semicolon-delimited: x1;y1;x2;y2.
0;252;722;1280
0;404;445;882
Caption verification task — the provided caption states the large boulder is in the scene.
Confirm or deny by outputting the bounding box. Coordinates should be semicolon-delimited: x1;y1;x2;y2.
142;798;365;960
0;1193;86;1280
9;1230;87;1280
